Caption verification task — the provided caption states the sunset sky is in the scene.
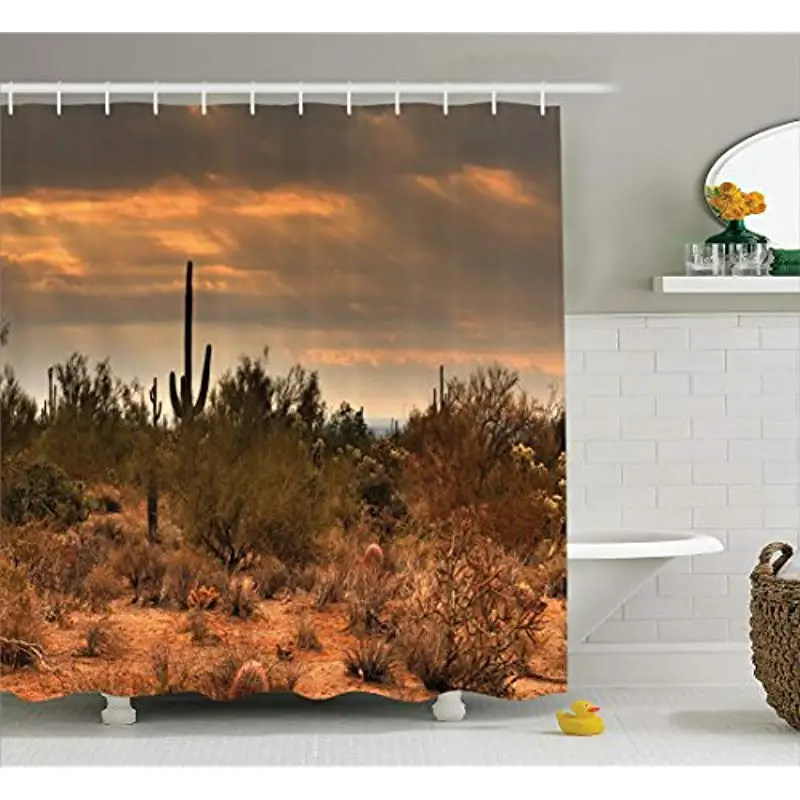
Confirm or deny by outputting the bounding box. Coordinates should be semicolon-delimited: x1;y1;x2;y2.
0;102;564;423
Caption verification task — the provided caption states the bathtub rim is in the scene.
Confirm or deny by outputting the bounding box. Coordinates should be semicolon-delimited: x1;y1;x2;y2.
567;529;724;560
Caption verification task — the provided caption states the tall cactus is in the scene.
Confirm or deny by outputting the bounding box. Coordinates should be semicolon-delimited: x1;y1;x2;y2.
439;364;445;410
149;377;162;426
43;366;58;423
146;377;162;544
169;260;212;422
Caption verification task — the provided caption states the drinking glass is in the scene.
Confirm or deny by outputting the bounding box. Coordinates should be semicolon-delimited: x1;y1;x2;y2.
729;243;769;276
685;243;725;276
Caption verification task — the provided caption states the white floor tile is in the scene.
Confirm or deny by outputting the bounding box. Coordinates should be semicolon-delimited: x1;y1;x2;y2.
1;687;797;766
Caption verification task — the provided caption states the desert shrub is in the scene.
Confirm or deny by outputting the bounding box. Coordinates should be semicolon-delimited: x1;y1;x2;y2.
41;593;73;627
400;366;565;559
398;508;548;698
346;565;397;636
86;486;123;514
184;609;221;646
0;365;38;454
82;564;123;611
86;516;125;544
33;354;149;484
344;638;394;684
295;615;322;652
313;565;346;609
0;558;45;669
223;576;257;619
267;660;302;693
540;549;566;599
252;557;290;599
4;525;106;599
110;540;167;604
291;564;317;594
171;421;330;570
0;456;88;529
151;644;191;695
74;619;117;658
164;549;224;609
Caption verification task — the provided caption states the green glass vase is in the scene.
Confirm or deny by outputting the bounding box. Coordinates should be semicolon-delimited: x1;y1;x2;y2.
705;218;768;245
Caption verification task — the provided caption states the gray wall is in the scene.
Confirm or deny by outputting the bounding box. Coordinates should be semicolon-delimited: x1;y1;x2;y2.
1;33;799;313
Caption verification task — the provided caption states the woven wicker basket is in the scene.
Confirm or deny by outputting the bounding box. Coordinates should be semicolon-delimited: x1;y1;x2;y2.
750;542;800;731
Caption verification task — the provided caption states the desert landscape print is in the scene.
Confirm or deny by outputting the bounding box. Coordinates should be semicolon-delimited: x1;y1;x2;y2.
0;101;566;703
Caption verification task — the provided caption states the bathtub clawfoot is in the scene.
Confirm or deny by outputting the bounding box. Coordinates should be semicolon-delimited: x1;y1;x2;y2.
432;691;466;722
101;695;136;725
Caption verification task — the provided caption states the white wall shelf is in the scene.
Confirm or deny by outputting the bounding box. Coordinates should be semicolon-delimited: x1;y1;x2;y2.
653;276;800;294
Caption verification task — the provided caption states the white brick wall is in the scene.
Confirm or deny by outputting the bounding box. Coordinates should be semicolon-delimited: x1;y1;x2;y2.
566;312;800;645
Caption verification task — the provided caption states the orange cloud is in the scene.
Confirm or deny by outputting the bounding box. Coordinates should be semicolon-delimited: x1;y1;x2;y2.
462;165;536;206
414;165;552;217
296;346;563;377
0;181;365;294
234;188;355;219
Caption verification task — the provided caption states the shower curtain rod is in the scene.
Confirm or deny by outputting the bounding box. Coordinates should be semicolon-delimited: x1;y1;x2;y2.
0;81;616;99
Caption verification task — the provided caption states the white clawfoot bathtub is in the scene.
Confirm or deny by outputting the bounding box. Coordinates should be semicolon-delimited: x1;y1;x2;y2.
567;529;724;645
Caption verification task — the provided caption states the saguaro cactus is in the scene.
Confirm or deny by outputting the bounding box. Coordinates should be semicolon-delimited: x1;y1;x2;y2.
169;260;212;421
149;377;162;426
146;377;162;544
431;365;446;413
43;366;58;423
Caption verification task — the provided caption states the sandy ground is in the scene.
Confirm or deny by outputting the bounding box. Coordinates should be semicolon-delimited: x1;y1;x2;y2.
0;595;566;703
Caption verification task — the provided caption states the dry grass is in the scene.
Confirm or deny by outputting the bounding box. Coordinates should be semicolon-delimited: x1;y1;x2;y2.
0;558;45;670
344;638;394;684
110;539;167;605
151;643;192;695
184;609;221;645
295;614;322;652
73;618;118;658
312;565;347;609
252;557;290;599
164;549;224;609
346;565;396;637
223;576;258;619
268;661;302;693
83;564;123;612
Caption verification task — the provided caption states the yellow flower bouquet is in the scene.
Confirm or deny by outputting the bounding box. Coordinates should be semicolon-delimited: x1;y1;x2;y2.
705;182;767;221
704;181;769;246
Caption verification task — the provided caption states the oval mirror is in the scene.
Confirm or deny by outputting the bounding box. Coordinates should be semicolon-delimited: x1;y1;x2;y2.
705;120;800;248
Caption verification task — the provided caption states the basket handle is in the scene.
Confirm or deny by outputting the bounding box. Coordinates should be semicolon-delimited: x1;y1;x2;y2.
752;542;794;579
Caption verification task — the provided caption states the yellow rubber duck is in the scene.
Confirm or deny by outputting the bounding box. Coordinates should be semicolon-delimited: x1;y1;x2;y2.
556;700;605;736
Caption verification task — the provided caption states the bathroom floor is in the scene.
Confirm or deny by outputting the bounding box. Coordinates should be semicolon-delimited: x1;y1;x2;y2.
1;685;797;766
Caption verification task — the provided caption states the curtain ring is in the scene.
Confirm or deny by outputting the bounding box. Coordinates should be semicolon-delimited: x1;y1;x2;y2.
540;82;546;116
104;82;111;116
7;82;13;116
298;83;304;116
395;84;401;116
56;82;62;116
250;82;256;115
346;82;352;116
201;83;207;115
153;83;159;116
443;87;448;116
491;89;497;116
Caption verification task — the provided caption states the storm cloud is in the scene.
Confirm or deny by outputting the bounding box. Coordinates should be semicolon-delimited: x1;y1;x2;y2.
1;102;564;420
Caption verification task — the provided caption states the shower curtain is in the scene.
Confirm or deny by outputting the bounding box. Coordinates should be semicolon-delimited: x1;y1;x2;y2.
0;100;567;704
